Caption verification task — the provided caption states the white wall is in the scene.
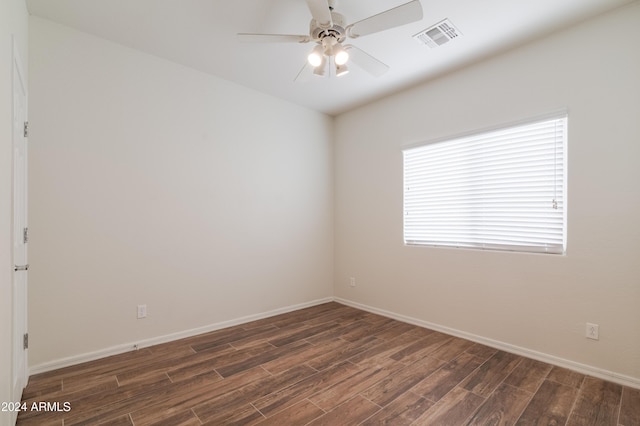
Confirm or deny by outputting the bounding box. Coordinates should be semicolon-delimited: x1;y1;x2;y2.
25;1;640;388
335;3;640;384
28;17;334;368
1;0;28;424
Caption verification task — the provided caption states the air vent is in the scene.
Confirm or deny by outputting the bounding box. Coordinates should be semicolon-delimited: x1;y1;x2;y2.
413;19;462;48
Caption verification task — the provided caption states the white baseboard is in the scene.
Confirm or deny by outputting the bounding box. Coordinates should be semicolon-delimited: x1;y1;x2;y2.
29;297;334;376
29;295;640;390
334;297;640;390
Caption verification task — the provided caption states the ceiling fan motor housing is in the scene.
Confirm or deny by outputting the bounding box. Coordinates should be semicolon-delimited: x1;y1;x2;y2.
310;11;347;43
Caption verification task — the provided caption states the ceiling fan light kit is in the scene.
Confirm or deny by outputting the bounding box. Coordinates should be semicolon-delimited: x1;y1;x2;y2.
238;0;424;80
313;63;326;77
308;45;325;67
336;63;349;77
331;42;349;66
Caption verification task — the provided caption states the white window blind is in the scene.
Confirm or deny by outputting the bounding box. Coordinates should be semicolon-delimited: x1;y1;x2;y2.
403;114;567;254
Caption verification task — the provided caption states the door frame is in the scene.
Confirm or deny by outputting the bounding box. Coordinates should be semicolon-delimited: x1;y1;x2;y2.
11;35;28;407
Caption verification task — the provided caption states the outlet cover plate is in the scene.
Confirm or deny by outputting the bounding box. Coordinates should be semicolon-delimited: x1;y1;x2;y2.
137;304;147;319
586;323;599;340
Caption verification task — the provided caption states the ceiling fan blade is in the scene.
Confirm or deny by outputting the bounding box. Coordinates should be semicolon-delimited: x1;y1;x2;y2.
305;0;333;29
344;45;389;77
347;0;423;38
237;33;310;43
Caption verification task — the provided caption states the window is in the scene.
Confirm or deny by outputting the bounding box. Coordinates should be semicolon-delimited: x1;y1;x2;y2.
403;114;567;254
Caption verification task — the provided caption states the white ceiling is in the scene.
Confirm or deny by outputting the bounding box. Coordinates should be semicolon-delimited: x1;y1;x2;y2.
26;0;634;115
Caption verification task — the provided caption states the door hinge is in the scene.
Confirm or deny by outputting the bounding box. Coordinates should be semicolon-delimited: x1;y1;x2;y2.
23;333;28;350
23;121;29;138
23;227;28;244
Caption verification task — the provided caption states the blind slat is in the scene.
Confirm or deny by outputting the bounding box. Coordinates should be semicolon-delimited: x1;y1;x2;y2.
403;115;567;254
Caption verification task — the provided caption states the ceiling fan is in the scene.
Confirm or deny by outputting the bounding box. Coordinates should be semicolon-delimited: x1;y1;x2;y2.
238;0;423;79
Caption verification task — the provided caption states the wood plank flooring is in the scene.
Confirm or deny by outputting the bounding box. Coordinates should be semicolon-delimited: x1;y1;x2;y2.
17;302;640;425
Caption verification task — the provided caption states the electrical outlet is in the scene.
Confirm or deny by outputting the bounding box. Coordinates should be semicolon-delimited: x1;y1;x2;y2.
349;277;356;288
586;323;599;340
137;304;147;319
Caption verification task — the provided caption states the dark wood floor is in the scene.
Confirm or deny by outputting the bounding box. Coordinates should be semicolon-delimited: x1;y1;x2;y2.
17;302;640;425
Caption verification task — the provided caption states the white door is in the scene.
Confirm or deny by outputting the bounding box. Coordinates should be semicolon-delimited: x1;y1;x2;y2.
12;39;28;403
